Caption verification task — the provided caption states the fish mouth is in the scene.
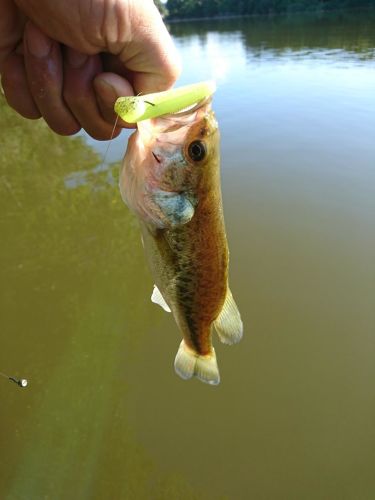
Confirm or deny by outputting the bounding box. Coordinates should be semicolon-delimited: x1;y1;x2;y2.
166;96;212;118
138;97;213;136
137;97;215;154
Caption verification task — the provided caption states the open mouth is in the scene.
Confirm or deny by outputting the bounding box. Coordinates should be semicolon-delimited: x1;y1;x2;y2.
167;96;212;117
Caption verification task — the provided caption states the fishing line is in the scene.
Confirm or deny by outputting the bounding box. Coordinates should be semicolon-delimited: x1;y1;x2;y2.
99;115;120;170
0;371;28;388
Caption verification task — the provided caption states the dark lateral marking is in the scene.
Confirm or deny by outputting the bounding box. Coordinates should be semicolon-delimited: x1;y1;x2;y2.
186;314;204;353
152;152;161;163
144;100;155;106
177;288;203;353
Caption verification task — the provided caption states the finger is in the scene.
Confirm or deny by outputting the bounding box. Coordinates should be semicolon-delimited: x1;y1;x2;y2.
93;72;135;128
124;1;182;93
63;48;122;140
0;0;25;70
23;21;80;136
1;52;41;119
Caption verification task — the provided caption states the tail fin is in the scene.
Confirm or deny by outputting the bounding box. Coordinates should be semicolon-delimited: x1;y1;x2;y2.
214;288;243;345
174;340;220;386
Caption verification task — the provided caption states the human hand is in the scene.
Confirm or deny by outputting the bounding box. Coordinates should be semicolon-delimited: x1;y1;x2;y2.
0;0;181;139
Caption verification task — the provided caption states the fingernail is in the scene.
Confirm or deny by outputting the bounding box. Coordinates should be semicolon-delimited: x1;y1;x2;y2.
26;23;52;58
94;79;118;104
66;48;88;69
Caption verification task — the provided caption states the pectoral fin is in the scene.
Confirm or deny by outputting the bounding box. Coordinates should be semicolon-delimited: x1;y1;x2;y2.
214;288;243;345
151;285;171;313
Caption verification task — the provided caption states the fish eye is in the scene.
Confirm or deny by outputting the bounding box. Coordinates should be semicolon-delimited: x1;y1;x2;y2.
187;141;206;162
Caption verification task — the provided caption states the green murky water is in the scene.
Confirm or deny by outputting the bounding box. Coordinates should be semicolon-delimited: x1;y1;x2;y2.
1;9;375;500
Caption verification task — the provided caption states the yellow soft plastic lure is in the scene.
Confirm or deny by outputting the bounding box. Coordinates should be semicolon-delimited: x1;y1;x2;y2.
114;81;216;123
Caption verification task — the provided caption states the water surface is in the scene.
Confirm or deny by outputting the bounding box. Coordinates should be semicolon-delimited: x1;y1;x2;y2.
1;9;374;500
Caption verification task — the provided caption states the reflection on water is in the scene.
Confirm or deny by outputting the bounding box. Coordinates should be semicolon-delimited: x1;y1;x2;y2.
170;9;375;58
1;9;375;500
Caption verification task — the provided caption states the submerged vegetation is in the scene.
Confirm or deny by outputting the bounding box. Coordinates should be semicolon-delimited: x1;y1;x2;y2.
162;0;374;19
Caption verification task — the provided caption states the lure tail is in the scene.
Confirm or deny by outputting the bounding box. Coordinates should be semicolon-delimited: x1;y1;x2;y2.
174;340;220;386
115;81;216;123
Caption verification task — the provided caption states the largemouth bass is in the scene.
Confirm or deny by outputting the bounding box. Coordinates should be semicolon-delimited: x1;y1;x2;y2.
120;98;242;385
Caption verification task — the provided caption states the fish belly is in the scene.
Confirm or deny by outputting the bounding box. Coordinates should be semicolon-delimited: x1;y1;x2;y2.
140;194;228;356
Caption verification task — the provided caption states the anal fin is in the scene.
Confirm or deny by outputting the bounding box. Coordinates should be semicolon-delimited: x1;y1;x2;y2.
214;288;243;345
151;285;171;313
174;340;220;386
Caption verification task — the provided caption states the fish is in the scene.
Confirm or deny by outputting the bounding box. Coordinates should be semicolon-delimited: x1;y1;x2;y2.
119;98;243;385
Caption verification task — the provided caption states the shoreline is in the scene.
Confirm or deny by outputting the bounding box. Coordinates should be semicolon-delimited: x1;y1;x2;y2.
165;5;373;23
166;14;250;23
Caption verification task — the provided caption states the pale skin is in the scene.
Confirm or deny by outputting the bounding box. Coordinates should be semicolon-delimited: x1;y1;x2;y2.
0;0;181;139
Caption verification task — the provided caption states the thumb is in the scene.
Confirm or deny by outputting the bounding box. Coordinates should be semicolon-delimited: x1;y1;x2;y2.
93;72;134;127
118;0;181;94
